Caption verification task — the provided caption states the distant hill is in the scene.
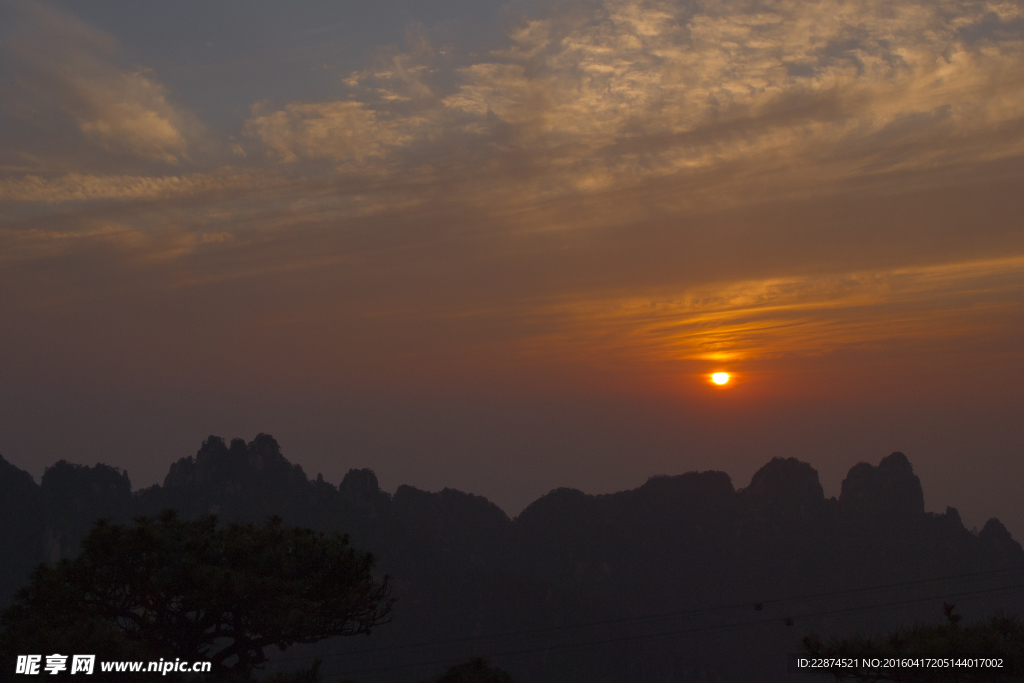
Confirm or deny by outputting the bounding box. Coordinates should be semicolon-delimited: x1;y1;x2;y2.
1;436;1021;682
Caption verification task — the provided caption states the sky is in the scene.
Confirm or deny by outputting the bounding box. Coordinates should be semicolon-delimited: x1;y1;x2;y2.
1;0;1023;536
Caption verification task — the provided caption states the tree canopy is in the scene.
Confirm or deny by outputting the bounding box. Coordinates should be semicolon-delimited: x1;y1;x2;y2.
0;512;392;677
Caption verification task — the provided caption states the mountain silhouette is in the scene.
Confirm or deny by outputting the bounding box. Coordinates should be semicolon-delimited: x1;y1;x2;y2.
1;437;1021;681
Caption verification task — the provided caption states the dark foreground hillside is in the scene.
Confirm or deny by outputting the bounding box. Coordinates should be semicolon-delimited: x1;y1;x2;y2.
1;436;1021;682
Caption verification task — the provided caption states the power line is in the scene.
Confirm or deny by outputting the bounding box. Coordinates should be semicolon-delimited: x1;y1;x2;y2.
272;564;1024;665
337;581;1024;679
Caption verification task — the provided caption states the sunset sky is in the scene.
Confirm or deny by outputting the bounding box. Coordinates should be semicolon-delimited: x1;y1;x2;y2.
2;0;1023;535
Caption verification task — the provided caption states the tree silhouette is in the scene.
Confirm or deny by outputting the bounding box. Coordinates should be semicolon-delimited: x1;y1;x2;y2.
0;511;392;677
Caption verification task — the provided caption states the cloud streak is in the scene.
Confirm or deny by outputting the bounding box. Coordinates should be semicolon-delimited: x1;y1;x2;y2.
0;170;278;203
515;254;1024;372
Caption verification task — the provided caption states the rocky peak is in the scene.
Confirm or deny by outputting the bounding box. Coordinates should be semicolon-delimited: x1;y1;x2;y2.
246;433;289;473
40;460;132;560
979;518;1024;559
340;468;381;500
839;452;925;518
740;457;825;525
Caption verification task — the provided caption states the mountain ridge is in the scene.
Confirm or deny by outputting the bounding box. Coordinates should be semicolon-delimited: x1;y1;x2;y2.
1;436;1021;682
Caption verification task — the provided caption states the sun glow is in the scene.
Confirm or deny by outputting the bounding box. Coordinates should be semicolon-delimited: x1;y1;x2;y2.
711;372;730;385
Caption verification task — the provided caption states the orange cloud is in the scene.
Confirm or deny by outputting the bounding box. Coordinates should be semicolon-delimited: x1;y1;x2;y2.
513;254;1024;368
217;0;1024;222
439;0;1024;193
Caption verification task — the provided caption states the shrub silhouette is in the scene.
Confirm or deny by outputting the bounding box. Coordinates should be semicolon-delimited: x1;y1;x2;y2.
421;658;516;683
802;607;1024;682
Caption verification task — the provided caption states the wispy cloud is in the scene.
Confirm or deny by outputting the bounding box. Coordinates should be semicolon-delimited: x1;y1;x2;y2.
0;170;278;203
0;223;233;265
516;255;1024;367
8;0;1024;218
1;2;201;166
235;0;1024;204
244;101;426;163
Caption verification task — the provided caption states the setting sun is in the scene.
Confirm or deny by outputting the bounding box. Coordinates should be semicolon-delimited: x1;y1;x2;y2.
711;372;730;385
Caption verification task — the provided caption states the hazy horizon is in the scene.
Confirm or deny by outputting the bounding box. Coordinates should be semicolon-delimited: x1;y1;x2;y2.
2;0;1022;543
2;425;1018;538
